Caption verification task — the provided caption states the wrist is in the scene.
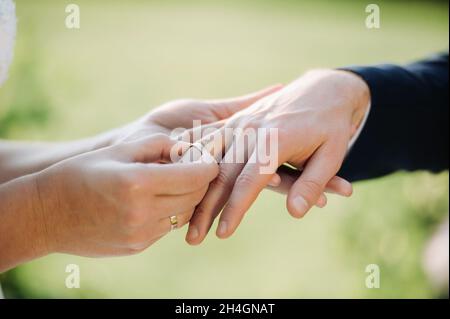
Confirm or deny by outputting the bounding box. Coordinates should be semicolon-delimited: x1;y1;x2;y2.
30;167;68;254
29;170;60;255
332;69;371;135
307;69;370;119
0;174;55;271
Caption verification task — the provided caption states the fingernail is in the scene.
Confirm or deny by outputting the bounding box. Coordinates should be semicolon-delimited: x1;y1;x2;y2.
315;200;326;208
315;195;327;208
187;226;199;241
293;196;309;217
343;182;353;197
268;174;281;187
217;221;228;237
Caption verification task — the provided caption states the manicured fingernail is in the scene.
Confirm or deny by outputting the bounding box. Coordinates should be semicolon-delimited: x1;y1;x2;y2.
343;181;353;196
315;195;327;208
187;226;199;241
315;201;327;208
293;196;309;217
217;221;228;237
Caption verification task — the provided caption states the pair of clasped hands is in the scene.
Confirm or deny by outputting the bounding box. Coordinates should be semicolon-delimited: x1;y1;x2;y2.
34;69;370;258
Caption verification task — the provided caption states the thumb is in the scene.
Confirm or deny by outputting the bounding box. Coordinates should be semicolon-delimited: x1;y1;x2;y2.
208;84;283;119
286;142;347;218
267;165;353;197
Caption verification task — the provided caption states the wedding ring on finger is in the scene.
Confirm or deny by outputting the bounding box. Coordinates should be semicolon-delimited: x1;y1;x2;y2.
190;142;206;154
181;142;218;164
169;215;178;231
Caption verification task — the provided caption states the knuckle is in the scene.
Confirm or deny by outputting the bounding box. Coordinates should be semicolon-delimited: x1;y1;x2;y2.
224;201;243;218
141;169;156;191
325;146;346;172
236;172;254;188
277;128;295;147
241;118;261;131
123;209;147;228
192;205;209;220
298;118;324;139
152;132;171;143
132;173;152;192
191;205;216;228
141;133;173;151
330;159;342;174
117;174;143;198
300;179;324;200
213;169;233;187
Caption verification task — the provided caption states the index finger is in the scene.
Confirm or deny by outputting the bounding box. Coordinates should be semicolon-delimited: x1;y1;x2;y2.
133;157;219;195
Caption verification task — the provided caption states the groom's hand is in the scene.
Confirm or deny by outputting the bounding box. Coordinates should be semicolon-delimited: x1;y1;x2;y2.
98;85;283;146
186;69;370;244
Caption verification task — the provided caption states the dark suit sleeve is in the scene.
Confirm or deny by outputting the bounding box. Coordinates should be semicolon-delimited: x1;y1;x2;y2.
338;52;449;182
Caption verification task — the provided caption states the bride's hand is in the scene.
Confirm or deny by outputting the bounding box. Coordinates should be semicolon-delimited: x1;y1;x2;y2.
33;134;218;257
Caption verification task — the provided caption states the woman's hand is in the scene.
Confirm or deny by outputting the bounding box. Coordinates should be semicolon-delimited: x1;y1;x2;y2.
0;86;279;185
186;69;370;244
0;134;218;269
37;134;219;257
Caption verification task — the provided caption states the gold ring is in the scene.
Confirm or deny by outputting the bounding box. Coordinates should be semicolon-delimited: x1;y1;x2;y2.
169;215;178;231
190;142;206;154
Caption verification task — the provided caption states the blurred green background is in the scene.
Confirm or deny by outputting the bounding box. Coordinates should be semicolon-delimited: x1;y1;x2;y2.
0;0;448;298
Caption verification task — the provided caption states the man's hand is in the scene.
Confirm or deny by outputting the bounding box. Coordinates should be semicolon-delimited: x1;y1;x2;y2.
186;69;370;244
99;85;283;146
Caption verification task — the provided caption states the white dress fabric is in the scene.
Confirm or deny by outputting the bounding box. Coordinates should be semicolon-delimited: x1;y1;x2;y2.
0;0;16;86
0;0;16;299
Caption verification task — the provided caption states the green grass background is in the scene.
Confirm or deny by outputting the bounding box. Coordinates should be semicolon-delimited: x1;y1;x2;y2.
0;0;448;298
